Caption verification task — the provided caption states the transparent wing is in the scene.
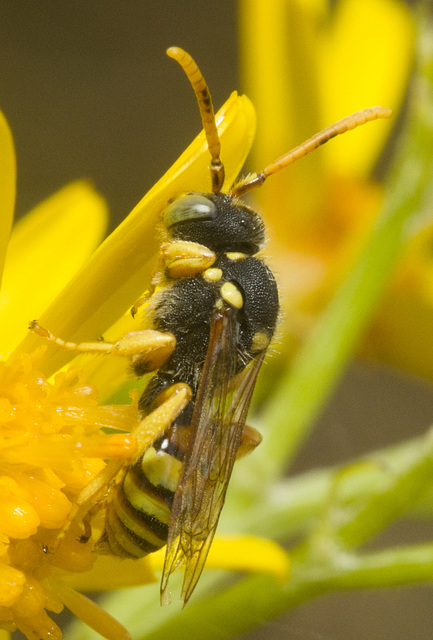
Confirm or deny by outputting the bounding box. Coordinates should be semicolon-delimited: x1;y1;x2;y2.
161;304;265;604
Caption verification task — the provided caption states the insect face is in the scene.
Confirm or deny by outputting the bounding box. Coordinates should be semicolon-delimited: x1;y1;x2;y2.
164;192;266;254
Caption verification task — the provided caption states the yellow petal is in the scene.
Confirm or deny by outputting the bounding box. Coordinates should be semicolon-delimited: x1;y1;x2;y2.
0;182;107;356
51;582;131;640
0;110;16;287
239;0;413;235
240;0;325;164
294;0;327;12
15;93;256;377
150;534;289;583
62;555;156;592
239;0;324;217
321;0;415;176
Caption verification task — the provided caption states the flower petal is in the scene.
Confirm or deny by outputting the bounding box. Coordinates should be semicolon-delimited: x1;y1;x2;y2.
150;534;289;583
15;93;256;377
46;581;131;640
239;0;329;226
0;110;16;287
321;0;415;176
62;555;156;592
239;0;414;236
0;182;107;356
239;0;324;166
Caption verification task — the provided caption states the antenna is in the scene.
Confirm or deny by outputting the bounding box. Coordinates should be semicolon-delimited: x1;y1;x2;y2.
167;47;225;194
231;106;392;197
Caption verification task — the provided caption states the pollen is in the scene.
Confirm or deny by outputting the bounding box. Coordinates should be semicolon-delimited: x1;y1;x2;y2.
0;349;138;640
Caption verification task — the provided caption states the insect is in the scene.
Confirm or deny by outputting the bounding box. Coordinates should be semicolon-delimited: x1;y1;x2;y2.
30;47;391;604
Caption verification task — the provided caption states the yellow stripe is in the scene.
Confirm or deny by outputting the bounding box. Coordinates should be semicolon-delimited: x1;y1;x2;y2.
123;472;171;525
104;516;138;558
141;447;182;493
105;509;154;558
112;491;166;549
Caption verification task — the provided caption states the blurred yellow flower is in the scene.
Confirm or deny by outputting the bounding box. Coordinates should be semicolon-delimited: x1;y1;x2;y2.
239;0;423;374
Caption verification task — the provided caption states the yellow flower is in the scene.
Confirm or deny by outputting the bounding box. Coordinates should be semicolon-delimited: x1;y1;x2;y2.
0;353;139;640
0;108;140;638
0;90;288;640
239;0;420;370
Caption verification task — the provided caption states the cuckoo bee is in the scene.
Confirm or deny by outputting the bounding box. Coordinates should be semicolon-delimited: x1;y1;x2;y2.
30;47;391;604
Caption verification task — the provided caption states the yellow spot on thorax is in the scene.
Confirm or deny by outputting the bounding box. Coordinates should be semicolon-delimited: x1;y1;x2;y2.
203;268;223;282
220;282;243;309
250;332;270;353
225;252;247;261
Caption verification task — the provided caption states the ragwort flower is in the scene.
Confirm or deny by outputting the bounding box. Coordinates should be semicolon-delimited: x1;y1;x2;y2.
0;111;140;639
0;92;288;640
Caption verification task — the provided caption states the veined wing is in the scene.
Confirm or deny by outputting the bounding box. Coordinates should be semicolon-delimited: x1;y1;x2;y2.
161;303;266;604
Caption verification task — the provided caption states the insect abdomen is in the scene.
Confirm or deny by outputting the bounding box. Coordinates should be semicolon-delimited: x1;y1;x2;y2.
102;445;182;558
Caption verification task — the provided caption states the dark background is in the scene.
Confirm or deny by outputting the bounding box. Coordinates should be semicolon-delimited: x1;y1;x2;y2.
3;2;433;640
0;2;239;228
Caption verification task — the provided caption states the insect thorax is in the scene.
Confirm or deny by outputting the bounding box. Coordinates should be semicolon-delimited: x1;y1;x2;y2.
137;192;279;414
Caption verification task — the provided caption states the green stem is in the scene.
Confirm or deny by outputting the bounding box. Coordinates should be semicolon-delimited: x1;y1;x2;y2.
336;429;433;547
131;543;433;640
227;431;431;542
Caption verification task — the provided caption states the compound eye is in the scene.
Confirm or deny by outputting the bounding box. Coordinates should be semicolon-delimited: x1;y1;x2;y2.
164;194;217;229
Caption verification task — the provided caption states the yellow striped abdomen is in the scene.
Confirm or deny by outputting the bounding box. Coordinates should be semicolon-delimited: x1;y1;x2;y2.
102;444;183;558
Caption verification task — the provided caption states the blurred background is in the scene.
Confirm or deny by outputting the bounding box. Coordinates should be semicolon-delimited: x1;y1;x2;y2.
2;1;433;639
0;1;239;228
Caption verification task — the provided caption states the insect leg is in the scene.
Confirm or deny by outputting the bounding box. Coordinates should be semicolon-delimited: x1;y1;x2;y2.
53;382;191;551
236;424;263;460
161;241;216;279
131;241;216;316
29;320;175;371
131;291;153;318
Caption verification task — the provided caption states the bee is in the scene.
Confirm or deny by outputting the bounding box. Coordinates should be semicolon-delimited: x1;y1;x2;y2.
30;47;391;604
